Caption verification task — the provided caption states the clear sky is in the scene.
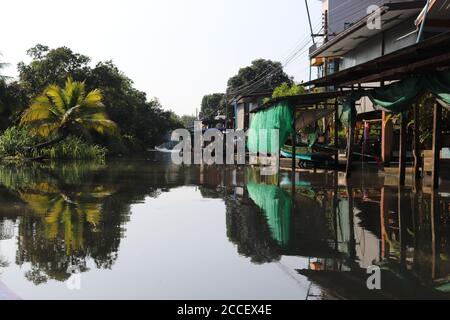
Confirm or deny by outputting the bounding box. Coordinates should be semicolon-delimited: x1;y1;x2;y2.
1;0;321;116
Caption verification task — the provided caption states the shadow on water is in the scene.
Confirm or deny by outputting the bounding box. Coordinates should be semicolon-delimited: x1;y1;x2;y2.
0;152;449;299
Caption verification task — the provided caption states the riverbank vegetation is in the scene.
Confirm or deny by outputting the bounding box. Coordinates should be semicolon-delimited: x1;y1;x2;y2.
0;45;188;161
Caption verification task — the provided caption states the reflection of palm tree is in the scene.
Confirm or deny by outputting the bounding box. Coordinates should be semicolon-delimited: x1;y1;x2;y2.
0;162;118;284
0;161;189;285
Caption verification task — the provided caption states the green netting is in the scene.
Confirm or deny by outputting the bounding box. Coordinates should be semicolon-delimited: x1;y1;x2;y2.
247;183;291;247
336;71;450;122
368;77;424;114
338;97;358;127
247;102;294;154
426;71;450;106
366;71;450;113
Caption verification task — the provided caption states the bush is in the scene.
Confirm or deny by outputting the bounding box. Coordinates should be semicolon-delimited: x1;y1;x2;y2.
0;127;106;162
0;126;40;156
37;136;107;161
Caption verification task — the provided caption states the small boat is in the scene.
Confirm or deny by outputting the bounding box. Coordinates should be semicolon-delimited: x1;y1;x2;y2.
280;145;334;168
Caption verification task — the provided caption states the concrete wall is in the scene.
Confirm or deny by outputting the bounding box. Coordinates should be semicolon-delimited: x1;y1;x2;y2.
236;103;245;130
339;17;417;71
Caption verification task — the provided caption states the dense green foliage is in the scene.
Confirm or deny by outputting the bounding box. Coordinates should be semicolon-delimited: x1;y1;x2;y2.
37;136;107;161
0;80;29;131
0;126;106;161
272;82;304;98
179;114;197;128
200;93;225;126
9;45;182;152
199;59;293;127
227;59;293;95
0;126;39;157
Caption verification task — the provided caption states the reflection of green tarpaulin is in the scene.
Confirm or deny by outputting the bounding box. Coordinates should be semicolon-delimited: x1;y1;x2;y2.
247;102;294;154
247;183;291;247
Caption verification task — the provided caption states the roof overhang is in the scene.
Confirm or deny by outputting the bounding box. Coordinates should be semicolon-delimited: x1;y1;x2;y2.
304;31;450;88
232;91;272;104
310;1;427;59
251;91;347;113
415;0;450;28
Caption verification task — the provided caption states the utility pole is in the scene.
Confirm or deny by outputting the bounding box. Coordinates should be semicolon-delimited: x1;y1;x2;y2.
304;0;315;45
224;94;228;130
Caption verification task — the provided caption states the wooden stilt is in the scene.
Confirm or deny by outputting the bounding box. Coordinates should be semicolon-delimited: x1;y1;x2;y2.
347;185;356;262
431;191;441;279
398;186;407;265
432;102;442;189
333;171;339;251
382;111;393;165
399;113;407;186
380;187;390;259
292;109;296;175
334;100;339;167
345;101;355;179
413;104;421;180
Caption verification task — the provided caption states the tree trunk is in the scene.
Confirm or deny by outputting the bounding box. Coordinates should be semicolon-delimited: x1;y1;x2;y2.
25;130;69;151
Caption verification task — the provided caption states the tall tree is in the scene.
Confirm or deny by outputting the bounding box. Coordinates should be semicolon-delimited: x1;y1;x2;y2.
16;45;183;150
18;45;91;97
227;59;293;97
20;77;118;150
200;93;225;126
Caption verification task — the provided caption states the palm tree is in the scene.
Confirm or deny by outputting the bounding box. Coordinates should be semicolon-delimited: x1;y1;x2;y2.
21;77;118;150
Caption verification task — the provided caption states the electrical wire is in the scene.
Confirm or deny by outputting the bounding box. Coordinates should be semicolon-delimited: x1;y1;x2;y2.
228;0;389;99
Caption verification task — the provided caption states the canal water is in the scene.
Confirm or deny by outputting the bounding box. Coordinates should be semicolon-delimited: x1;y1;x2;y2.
0;152;449;300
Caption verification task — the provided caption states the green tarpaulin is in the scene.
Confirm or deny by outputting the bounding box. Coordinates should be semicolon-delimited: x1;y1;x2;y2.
338;71;450;125
247;102;294;154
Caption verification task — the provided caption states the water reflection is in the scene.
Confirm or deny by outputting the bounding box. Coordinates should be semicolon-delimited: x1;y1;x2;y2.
0;156;449;299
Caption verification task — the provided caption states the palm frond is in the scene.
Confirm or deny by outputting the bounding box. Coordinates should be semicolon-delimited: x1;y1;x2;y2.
77;118;119;136
21;99;60;124
64;78;86;107
21;76;118;140
46;84;68;113
25;119;60;137
83;89;103;107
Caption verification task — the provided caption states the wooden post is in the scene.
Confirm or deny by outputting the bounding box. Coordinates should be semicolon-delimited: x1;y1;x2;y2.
382;111;393;165
413;104;421;180
431;191;441;279
399;113;407;186
334;100;339;167
292;109;296;174
380;187;390;259
432;102;442;189
398;186;407;265
347;185;356;262
333;171;339;251
345;101;355;179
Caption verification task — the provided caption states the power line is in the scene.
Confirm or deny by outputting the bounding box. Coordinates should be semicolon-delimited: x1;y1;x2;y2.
229;0;387;98
229;21;322;98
